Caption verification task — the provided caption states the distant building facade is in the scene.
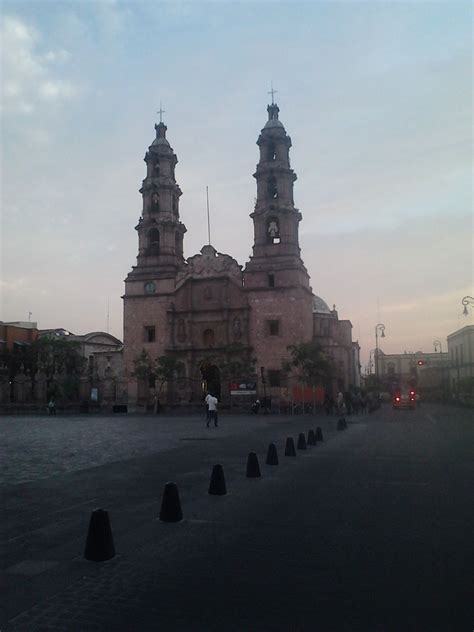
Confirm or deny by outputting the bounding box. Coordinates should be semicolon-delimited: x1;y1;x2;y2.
0;321;38;352
447;325;474;396
0;325;125;408
377;350;449;393
0;321;39;404
123;102;360;409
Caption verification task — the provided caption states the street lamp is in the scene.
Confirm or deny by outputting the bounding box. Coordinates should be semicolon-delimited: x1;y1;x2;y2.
462;296;474;316
368;349;377;374
374;323;386;380
433;340;442;353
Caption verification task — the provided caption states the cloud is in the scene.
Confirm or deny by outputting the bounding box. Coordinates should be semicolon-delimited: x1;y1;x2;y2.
38;80;76;100
1;15;78;114
0;277;31;294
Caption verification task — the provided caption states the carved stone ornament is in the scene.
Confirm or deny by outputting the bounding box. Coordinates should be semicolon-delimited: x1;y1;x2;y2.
177;245;242;282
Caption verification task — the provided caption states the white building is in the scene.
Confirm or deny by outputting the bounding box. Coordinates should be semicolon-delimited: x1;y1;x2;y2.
447;325;474;395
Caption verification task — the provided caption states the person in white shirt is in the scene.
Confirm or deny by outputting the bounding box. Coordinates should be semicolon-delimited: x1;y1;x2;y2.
205;393;218;427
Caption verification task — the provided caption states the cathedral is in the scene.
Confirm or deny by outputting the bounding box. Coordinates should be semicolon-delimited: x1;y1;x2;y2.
123;101;360;409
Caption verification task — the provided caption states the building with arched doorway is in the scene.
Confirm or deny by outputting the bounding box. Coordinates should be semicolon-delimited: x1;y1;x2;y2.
123;102;360;410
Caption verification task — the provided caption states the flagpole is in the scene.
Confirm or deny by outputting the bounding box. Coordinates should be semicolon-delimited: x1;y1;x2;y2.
206;186;211;246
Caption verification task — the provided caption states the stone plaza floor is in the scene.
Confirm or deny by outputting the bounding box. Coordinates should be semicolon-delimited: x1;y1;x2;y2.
2;406;473;631
1;412;297;486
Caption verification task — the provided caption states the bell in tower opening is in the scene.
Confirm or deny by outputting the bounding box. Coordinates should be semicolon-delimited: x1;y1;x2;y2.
267;218;280;244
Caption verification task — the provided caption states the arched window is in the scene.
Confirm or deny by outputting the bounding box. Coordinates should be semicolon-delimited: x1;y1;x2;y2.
151;192;159;212
267;174;278;199
266;142;276;161
203;329;215;347
147;228;160;255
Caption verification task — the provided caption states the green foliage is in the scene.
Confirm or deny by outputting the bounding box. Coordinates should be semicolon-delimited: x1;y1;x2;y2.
155;355;185;393
132;350;184;394
1;336;85;379
132;349;155;381
32;337;85;377
283;341;332;387
219;342;256;381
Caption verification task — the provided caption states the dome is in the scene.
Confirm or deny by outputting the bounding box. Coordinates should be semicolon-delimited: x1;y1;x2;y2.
151;136;170;147
312;295;331;314
151;122;170;148
264;118;284;130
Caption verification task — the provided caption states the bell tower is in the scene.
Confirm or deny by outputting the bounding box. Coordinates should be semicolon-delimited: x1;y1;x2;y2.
132;118;186;276
244;101;310;290
123;115;187;403
244;99;313;384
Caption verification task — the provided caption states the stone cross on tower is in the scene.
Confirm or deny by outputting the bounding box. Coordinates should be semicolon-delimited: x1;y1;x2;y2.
157;103;165;123
268;83;277;105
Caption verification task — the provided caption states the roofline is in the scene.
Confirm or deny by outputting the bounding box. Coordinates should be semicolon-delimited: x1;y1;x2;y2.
447;324;474;339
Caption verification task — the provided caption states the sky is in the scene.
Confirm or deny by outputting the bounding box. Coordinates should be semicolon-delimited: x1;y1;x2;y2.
1;0;472;370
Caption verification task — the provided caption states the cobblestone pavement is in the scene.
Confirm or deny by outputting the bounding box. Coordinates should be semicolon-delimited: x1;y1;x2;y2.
2;406;473;631
0;413;294;486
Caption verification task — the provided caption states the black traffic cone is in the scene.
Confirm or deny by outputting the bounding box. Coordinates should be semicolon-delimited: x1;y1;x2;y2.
284;437;296;457
307;429;316;446
84;508;115;562
297;433;307;450
209;464;227;495
159;482;183;522
315;427;324;442
337;418;345;431
246;452;261;477
266;443;279;465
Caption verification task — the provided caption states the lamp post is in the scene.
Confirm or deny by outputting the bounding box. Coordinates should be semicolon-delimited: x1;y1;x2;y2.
368;349;376;374
462;296;474;316
374;324;386;381
433;340;447;398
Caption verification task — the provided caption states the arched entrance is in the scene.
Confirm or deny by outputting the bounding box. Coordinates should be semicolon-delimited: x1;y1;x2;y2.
200;363;221;400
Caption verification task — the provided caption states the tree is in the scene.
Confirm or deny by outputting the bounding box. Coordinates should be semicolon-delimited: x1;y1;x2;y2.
132;350;184;396
132;350;155;384
28;337;85;400
154;355;185;396
32;337;85;379
283;341;332;387
219;342;257;383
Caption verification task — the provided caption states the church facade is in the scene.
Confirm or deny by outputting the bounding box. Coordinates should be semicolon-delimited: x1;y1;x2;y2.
123;102;360;409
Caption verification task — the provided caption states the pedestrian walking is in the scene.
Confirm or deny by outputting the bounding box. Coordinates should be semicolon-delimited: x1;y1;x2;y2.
336;391;344;416
48;399;56;415
324;392;334;415
205;392;219;427
251;399;261;414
